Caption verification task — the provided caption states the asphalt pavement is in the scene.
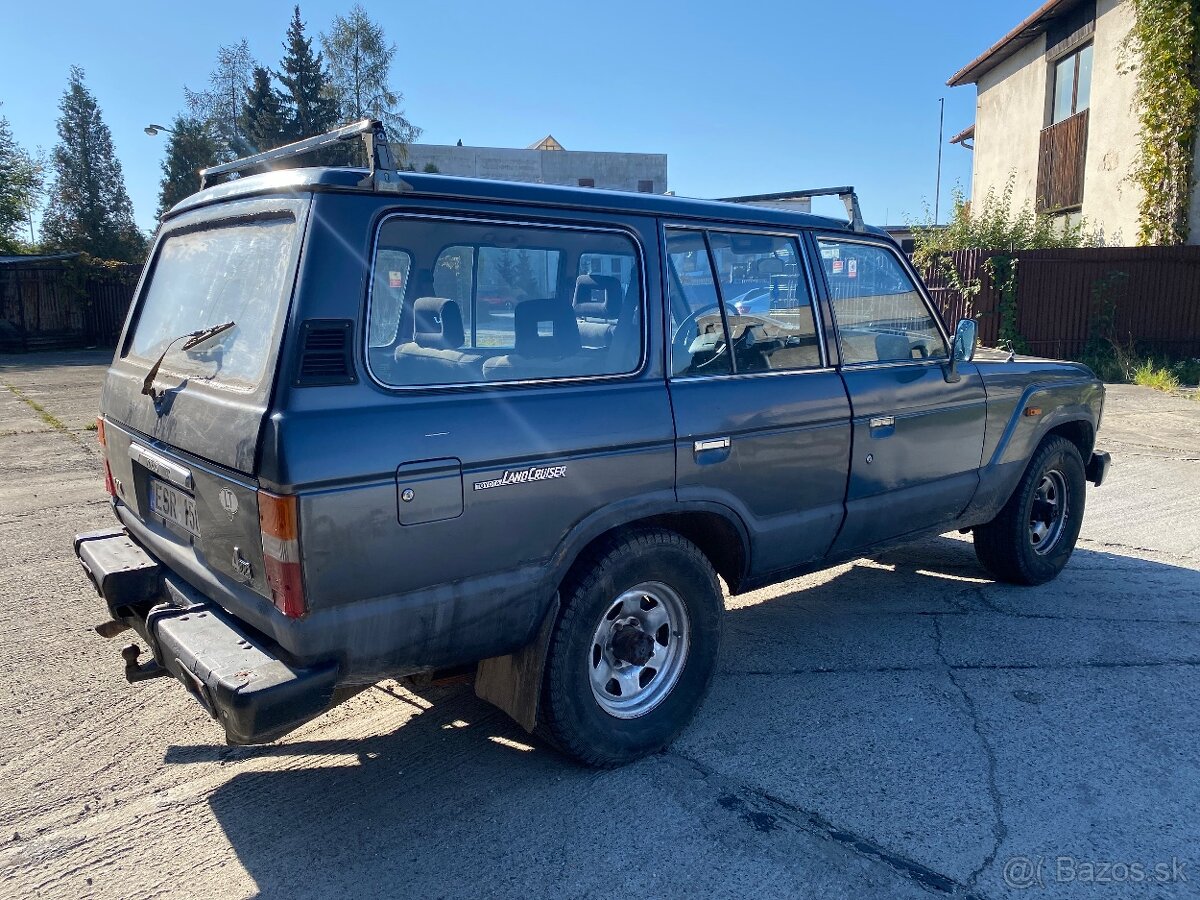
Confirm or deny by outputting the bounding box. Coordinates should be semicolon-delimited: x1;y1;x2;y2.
1;350;1197;899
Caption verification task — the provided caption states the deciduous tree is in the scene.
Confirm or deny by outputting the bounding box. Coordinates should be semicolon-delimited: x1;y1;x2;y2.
0;105;44;252
186;40;257;157
322;5;420;145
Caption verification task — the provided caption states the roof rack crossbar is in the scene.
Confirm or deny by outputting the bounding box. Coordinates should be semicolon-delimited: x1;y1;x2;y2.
717;185;866;233
198;119;411;192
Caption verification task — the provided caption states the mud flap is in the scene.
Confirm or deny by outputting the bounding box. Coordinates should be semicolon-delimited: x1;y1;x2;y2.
474;593;559;732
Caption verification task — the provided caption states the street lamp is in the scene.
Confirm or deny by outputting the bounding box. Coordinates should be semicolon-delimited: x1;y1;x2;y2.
144;124;174;137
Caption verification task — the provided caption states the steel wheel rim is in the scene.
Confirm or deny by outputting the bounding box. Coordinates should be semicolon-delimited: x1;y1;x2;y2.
1029;468;1069;556
588;581;690;719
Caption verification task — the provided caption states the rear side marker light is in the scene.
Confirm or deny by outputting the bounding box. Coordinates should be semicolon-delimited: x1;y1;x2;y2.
97;417;116;497
258;490;306;618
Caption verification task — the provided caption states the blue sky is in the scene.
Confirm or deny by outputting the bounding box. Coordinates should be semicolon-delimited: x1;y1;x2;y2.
0;0;1031;233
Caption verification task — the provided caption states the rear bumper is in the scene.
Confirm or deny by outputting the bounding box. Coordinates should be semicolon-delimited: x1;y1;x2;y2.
75;529;338;744
1086;450;1112;487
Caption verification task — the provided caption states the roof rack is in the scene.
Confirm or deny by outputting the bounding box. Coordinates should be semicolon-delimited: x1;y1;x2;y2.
198;119;412;192
717;186;865;233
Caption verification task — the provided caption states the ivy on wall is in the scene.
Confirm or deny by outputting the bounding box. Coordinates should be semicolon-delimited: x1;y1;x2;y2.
1125;0;1200;245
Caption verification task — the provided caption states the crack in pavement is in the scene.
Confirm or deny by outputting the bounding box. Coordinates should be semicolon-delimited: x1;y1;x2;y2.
933;616;1006;890
721;658;1200;677
665;751;989;899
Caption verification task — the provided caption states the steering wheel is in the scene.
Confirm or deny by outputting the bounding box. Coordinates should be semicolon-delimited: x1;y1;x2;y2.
671;302;724;365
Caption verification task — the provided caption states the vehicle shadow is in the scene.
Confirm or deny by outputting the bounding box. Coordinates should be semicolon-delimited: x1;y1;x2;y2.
172;535;1200;898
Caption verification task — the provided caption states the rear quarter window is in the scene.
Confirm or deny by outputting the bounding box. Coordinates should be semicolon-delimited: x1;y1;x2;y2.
367;216;644;388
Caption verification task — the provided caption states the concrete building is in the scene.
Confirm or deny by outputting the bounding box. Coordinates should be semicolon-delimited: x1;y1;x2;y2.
402;134;668;194
948;0;1200;245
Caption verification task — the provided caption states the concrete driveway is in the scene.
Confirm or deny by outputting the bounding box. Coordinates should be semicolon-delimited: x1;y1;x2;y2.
1;351;1197;899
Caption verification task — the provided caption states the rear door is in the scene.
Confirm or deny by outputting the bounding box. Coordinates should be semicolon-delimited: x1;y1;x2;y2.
664;225;851;576
813;235;986;553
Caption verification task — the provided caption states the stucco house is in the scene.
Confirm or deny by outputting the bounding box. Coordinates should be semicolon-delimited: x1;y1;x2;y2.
948;0;1200;245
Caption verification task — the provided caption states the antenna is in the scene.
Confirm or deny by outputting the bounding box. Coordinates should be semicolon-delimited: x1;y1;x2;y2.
198;119;410;192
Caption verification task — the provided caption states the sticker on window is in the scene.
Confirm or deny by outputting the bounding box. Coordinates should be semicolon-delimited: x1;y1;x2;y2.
847;258;858;279
388;271;405;289
833;259;844;274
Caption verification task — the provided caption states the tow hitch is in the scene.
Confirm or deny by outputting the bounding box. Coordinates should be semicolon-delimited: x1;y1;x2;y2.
121;643;169;683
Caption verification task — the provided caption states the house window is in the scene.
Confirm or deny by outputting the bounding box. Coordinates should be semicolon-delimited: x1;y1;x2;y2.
1051;43;1092;125
638;180;654;193
578;177;595;188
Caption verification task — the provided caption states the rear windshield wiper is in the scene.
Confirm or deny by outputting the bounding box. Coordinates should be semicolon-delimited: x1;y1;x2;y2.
141;321;236;401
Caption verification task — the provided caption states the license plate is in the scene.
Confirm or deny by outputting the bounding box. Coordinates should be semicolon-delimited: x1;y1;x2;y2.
150;479;200;537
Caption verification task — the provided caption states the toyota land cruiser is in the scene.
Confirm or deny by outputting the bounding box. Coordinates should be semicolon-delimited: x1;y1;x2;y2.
75;121;1110;766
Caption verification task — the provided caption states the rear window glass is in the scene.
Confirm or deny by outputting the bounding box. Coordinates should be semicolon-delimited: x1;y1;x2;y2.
126;215;298;388
367;217;643;387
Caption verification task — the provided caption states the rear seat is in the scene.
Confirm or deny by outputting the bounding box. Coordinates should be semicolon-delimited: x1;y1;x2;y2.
392;297;483;383
482;298;593;381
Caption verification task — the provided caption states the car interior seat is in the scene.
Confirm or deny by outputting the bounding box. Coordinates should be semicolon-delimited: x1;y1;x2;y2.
482;297;586;380
573;274;623;351
392;297;483;382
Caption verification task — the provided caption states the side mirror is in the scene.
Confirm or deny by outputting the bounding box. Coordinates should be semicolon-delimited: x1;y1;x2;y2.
943;318;977;383
954;319;978;362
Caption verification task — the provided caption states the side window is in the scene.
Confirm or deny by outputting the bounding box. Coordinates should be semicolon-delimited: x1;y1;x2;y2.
707;232;821;372
818;240;948;364
665;230;730;377
368;217;642;387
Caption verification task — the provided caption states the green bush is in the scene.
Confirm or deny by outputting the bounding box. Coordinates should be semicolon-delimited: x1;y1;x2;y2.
1132;359;1183;391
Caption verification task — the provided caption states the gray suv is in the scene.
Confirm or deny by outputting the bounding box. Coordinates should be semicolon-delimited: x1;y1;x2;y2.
75;122;1110;766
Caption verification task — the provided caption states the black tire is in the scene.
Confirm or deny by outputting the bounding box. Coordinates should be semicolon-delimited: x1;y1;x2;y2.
974;435;1087;585
537;528;723;767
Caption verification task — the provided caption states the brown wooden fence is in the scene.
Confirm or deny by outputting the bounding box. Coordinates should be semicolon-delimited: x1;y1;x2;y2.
0;260;141;352
921;246;1200;359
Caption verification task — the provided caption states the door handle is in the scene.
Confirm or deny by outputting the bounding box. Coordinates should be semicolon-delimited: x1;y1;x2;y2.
869;416;895;429
693;437;731;454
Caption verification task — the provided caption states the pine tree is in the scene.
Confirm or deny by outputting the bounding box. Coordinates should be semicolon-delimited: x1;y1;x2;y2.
278;6;339;143
156;115;222;219
322;4;420;145
240;66;287;155
41;67;145;261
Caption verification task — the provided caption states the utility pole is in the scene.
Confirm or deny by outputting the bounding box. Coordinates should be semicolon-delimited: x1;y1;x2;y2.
935;97;945;225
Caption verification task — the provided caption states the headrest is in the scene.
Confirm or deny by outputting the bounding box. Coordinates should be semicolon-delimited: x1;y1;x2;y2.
572;274;623;319
412;297;465;350
874;332;912;362
515;298;581;358
753;257;785;277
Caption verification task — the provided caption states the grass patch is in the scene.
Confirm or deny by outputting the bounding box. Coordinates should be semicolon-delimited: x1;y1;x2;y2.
1132;359;1182;392
2;382;74;436
84;421;98;431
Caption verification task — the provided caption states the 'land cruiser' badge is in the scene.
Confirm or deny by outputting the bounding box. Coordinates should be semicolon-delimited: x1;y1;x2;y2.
473;465;567;492
219;488;239;518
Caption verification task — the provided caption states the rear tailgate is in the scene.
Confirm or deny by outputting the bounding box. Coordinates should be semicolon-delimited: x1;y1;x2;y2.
98;195;310;605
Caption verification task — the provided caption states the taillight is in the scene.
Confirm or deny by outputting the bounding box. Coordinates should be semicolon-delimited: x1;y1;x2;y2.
258;490;306;618
97;416;116;498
